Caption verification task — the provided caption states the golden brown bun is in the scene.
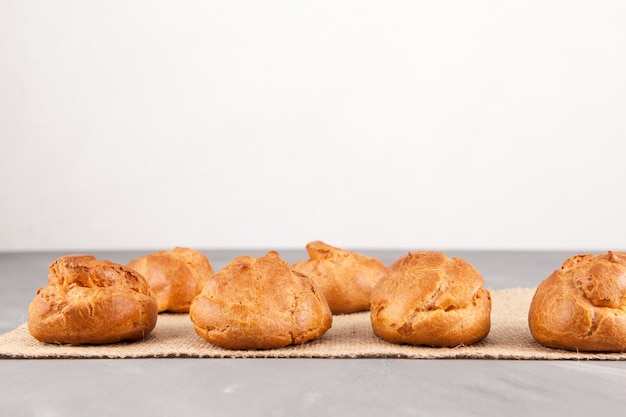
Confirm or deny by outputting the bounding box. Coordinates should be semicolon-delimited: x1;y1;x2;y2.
28;255;158;344
528;251;626;352
370;251;491;347
292;241;387;314
190;251;332;349
127;247;214;313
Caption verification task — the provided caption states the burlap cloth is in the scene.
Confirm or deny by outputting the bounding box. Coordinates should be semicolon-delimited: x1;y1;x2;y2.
2;288;625;360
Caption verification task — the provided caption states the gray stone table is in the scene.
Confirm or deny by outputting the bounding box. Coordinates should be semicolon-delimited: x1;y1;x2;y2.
2;250;626;416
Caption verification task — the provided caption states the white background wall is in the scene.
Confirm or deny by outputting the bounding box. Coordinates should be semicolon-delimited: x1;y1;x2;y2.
1;1;626;251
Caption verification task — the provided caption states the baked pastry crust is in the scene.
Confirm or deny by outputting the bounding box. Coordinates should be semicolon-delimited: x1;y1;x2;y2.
28;255;158;344
127;247;214;313
370;251;491;347
292;241;387;314
528;251;626;352
190;251;332;349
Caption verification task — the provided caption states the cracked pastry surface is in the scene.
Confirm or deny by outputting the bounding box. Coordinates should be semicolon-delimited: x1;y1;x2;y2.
127;247;214;313
528;251;626;352
28;255;158;344
292;241;387;314
370;251;491;347
190;251;332;350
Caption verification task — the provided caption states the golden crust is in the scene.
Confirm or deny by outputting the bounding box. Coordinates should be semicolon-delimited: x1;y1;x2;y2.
292;241;387;314
190;251;332;350
127;247;214;313
528;251;626;352
27;255;158;344
370;251;491;347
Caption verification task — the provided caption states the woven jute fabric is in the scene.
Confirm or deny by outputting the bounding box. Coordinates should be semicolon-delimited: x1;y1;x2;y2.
2;288;626;360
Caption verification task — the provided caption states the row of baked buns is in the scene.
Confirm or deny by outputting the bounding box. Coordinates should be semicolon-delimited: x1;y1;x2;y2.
27;243;626;352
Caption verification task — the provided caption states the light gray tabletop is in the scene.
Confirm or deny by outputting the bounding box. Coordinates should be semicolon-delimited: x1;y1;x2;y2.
2;250;626;416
